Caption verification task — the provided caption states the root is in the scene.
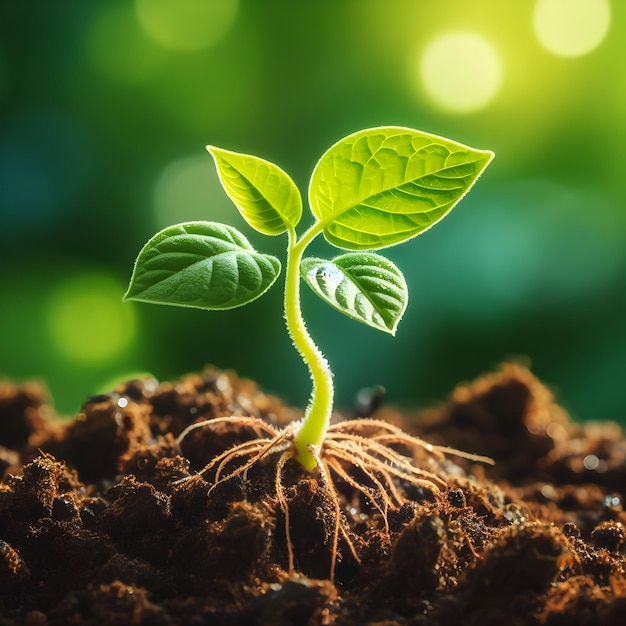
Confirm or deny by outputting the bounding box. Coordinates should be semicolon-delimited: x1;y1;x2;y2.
311;445;361;582
325;453;392;532
326;431;448;492
175;414;493;582
209;433;291;492
175;415;280;448
274;450;294;575
329;418;494;466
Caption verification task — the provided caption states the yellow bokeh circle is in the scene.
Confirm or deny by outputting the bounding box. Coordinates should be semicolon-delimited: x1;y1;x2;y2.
418;32;501;114
47;274;136;364
533;0;611;57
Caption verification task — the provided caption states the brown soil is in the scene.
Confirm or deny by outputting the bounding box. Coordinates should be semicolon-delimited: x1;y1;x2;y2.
1;363;625;625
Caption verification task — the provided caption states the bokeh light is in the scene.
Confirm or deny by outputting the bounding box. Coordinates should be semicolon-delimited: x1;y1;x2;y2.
417;32;501;113
533;0;611;57
46;274;136;364
134;0;239;52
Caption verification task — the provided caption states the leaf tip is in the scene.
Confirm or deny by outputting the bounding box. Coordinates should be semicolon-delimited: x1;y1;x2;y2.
479;149;496;169
206;145;230;163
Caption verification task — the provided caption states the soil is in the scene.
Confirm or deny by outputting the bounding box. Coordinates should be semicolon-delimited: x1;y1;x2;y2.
1;363;625;625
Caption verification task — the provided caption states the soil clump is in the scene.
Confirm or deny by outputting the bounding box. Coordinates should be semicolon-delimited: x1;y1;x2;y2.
1;363;625;625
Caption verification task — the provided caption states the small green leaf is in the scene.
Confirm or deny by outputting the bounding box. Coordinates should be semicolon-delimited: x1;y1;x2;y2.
301;252;408;335
124;221;280;310
207;146;302;235
309;126;494;250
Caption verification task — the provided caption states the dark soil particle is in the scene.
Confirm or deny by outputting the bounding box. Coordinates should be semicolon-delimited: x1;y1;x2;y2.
1;363;625;625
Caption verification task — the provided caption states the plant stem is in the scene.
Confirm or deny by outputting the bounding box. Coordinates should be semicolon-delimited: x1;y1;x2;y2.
284;225;333;471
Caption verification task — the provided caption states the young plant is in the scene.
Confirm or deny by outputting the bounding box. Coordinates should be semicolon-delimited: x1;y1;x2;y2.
125;126;494;472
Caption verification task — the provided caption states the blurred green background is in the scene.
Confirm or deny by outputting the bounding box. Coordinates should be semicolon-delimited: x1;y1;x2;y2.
1;0;624;422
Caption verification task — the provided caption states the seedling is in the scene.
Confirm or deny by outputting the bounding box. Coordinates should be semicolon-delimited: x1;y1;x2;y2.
126;126;493;466
125;126;494;577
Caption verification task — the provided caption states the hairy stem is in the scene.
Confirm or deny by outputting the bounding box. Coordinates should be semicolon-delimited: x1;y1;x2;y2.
284;225;333;471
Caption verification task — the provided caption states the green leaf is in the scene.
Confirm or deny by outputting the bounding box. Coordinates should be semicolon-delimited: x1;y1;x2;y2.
124;221;281;310
207;146;302;235
301;252;408;335
309;126;494;250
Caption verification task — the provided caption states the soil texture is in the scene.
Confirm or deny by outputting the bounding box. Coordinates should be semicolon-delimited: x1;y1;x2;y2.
1;363;625;625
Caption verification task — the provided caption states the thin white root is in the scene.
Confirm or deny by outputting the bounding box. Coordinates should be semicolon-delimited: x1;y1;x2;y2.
275;451;294;576
208;433;291;496
327;431;448;490
175;415;279;448
329;418;494;466
311;445;361;581
430;444;495;466
325;453;391;533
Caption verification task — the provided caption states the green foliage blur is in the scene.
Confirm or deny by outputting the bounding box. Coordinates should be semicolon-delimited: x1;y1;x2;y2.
1;1;624;423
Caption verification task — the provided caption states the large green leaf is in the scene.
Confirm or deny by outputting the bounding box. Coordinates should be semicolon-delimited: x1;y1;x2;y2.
309;126;494;250
301;252;408;335
124;221;280;310
207;146;302;235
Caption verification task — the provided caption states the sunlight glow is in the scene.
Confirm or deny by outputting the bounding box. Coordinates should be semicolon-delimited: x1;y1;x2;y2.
533;0;611;57
134;0;238;52
47;274;136;364
418;32;501;114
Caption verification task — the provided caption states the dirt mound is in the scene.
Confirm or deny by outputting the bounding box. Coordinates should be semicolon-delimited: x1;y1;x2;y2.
1;364;625;625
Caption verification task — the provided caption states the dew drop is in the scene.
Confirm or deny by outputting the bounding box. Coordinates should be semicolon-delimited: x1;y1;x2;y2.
315;264;344;291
